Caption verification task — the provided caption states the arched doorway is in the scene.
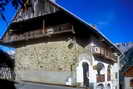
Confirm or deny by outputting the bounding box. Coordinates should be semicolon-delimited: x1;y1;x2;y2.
76;53;91;87
82;62;89;88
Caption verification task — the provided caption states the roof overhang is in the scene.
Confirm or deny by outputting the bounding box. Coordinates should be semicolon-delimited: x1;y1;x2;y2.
49;0;122;55
1;0;122;55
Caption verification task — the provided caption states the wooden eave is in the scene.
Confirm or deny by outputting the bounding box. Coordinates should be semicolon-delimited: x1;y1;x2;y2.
94;53;117;63
1;32;74;48
49;1;122;55
94;56;115;65
9;11;70;32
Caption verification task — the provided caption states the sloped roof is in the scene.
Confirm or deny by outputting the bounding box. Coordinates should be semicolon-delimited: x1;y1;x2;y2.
1;0;122;55
49;0;122;55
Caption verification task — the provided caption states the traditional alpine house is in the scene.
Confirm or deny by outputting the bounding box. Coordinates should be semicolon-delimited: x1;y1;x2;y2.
0;0;121;89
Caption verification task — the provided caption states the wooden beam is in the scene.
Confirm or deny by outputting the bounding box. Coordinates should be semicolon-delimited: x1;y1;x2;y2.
2;24;73;43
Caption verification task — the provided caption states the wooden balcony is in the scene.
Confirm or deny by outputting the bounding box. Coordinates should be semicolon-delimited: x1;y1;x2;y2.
91;46;117;62
2;24;73;43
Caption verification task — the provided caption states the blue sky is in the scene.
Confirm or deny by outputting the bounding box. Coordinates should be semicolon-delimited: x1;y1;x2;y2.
57;0;133;43
0;2;16;51
0;0;133;51
0;2;16;37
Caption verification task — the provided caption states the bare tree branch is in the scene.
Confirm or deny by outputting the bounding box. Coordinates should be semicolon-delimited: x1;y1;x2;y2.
0;0;30;22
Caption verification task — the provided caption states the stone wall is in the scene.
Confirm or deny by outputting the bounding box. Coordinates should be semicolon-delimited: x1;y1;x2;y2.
15;41;77;72
14;38;89;84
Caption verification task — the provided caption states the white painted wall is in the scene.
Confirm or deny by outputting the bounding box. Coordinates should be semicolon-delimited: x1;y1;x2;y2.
93;60;112;89
76;53;120;89
76;53;95;87
111;63;119;89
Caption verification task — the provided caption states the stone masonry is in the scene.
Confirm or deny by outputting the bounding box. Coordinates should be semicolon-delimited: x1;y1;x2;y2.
15;39;87;72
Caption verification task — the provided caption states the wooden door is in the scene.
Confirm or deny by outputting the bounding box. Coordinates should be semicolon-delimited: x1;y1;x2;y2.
82;62;89;88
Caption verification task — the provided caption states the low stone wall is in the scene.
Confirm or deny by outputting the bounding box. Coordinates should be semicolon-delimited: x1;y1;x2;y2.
16;70;72;85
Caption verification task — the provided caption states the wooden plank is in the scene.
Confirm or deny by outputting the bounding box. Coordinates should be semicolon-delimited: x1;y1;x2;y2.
92;46;116;62
13;0;60;22
2;24;73;43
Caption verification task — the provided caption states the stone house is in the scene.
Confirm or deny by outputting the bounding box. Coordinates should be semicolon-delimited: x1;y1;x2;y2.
1;0;121;89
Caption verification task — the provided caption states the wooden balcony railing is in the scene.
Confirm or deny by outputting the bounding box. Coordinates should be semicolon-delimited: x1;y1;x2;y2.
3;24;73;43
91;46;117;62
